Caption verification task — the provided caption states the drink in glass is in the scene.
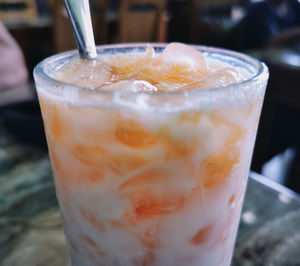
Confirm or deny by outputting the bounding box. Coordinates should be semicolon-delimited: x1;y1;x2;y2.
34;43;268;266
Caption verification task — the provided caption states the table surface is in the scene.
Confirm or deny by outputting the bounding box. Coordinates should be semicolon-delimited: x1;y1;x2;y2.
0;106;300;266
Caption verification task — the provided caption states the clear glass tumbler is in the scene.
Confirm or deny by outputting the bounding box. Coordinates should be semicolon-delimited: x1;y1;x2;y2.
34;44;269;266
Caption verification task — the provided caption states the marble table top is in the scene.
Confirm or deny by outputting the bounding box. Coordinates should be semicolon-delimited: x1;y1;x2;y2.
1;127;300;266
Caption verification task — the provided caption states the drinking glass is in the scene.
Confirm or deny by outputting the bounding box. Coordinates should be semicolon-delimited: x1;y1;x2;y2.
34;43;269;266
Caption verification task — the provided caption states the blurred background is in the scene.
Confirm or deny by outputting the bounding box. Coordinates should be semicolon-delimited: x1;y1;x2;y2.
0;0;299;192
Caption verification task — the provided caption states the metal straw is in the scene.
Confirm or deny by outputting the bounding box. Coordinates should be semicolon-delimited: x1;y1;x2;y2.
64;0;97;60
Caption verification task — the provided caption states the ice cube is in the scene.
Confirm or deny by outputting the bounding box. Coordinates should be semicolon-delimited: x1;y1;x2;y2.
144;45;155;58
177;80;204;91
159;43;207;72
177;67;245;91
133;80;158;92
99;79;158;92
99;80;134;91
200;67;245;89
59;60;112;88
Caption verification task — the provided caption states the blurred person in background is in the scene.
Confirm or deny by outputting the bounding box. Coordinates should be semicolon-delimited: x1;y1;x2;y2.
230;0;300;50
0;21;28;89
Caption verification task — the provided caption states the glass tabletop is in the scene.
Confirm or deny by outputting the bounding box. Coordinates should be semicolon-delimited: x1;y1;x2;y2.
233;172;300;266
0;127;299;266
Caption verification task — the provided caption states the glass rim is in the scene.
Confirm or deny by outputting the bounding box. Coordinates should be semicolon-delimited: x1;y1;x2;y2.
33;43;269;98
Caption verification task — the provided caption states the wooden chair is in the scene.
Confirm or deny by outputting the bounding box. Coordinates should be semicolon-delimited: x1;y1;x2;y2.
189;0;242;45
0;0;38;24
251;48;300;177
118;0;168;43
51;0;109;53
248;26;300;191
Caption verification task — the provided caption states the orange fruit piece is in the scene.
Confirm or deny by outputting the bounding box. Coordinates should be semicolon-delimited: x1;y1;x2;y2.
49;147;76;189
96;249;107;258
167;139;198;159
140;66;192;84
197;111;245;189
72;144;110;166
109;219;123;229
134;73;159;86
46;105;68;141
139;227;161;249
119;169;165;191
132;251;155;266
109;153;148;175
80;209;106;233
110;47;155;83
85;237;107;258
139;235;161;250
224;124;245;148
178;111;202;124
50;108;61;137
202;149;239;189
115;119;159;148
39;97;63;139
190;225;212;245
120;169;185;220
85;169;104;183
50;147;104;187
112;52;193;85
229;194;236;205
209;112;245;148
134;195;184;219
85;236;97;247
